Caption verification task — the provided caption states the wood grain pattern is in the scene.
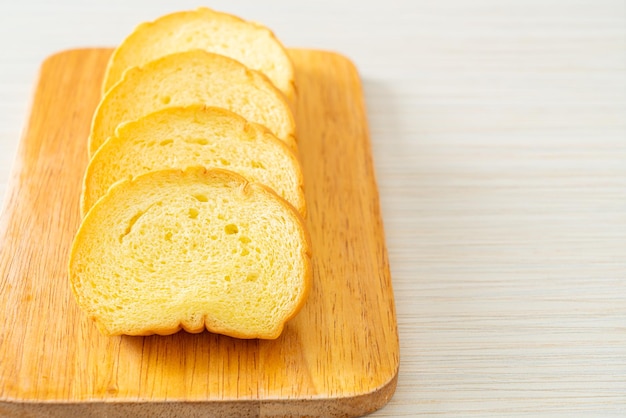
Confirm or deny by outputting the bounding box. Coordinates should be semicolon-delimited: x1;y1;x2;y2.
0;48;399;417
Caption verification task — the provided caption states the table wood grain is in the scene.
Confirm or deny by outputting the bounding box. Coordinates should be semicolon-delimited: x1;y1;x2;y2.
1;1;625;416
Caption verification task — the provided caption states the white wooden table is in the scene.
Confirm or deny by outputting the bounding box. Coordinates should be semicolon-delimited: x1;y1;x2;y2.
1;1;625;416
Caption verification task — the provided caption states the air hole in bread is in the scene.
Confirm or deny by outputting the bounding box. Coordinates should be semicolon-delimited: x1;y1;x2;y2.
188;138;208;146
192;194;208;202
188;208;199;219
224;275;231;282
239;236;251;244
164;231;173;241
159;139;173;146
224;223;238;235
160;95;171;105
241;248;249;256
251;160;265;169
246;273;258;282
210;235;218;240
219;158;231;166
119;210;145;243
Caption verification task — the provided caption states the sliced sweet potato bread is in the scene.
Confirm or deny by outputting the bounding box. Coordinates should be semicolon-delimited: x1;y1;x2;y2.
102;7;295;100
69;167;311;339
82;105;305;217
88;50;296;156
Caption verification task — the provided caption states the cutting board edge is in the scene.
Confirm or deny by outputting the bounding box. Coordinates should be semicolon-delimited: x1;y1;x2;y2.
0;371;397;417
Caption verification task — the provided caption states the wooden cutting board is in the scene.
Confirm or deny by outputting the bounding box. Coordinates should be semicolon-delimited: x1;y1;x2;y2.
0;48;398;417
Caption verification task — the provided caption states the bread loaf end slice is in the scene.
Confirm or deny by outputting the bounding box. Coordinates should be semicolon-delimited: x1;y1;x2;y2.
102;7;295;101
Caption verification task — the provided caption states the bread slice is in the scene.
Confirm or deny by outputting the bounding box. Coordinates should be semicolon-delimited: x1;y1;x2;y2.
88;50;296;156
69;167;311;339
101;7;295;100
81;105;305;217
